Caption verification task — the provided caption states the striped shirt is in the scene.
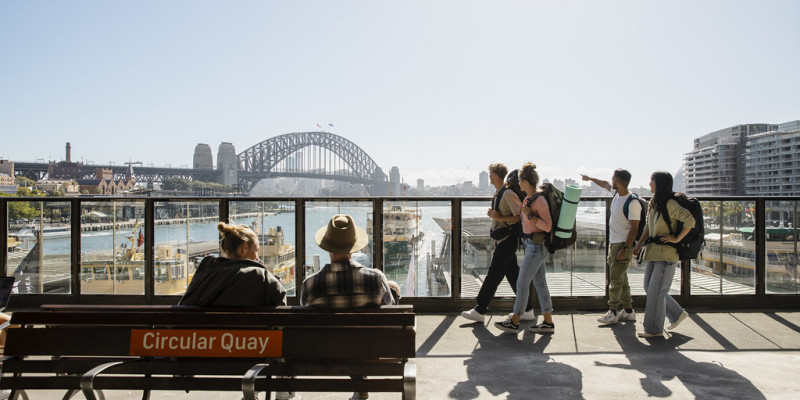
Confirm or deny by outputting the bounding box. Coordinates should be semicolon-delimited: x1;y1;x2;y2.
300;260;396;308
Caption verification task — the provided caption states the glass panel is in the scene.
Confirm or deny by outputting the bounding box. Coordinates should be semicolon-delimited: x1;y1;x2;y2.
460;200;495;299
153;201;219;296
230;200;297;297
304;200;372;275
80;200;145;295
7;200;71;294
692;200;755;295
569;199;606;297
379;200;449;297
765;201;798;294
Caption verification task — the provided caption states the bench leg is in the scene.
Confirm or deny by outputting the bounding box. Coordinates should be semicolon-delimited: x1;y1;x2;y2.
403;360;416;400
80;361;124;400
242;362;271;400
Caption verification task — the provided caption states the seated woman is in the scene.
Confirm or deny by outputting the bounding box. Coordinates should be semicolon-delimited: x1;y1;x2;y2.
179;222;287;307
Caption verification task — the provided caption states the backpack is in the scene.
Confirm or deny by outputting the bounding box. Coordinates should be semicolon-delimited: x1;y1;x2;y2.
659;193;705;260
530;183;578;254
621;192;647;244
490;184;525;240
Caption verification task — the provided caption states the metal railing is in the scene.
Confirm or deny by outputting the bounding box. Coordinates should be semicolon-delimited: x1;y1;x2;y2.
2;195;799;311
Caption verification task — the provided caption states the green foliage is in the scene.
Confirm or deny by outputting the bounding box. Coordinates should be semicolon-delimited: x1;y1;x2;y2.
15;176;35;187
8;200;39;221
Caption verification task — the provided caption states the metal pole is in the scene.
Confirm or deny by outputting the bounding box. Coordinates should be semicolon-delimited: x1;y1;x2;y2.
112;201;117;294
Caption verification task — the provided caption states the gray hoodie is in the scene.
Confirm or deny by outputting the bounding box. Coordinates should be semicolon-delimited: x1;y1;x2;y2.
179;256;287;307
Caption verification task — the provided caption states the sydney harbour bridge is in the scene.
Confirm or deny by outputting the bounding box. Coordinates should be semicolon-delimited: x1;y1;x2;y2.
12;132;392;195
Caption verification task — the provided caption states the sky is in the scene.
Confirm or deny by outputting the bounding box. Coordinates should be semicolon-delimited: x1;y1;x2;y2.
1;0;798;189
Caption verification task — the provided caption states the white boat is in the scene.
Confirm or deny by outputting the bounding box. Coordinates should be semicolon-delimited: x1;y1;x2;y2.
15;226;71;240
364;203;424;268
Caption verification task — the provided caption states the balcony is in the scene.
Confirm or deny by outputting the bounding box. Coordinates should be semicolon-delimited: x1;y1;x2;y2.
3;195;799;310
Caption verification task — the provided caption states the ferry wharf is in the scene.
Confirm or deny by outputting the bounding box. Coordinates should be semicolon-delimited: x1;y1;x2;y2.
10;310;800;399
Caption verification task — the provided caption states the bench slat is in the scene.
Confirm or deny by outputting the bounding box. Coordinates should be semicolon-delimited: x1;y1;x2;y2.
0;358;407;377
0;376;406;392
10;310;416;327
5;326;415;358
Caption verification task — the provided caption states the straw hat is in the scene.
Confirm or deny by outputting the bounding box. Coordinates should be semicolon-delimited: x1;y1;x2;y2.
315;214;369;254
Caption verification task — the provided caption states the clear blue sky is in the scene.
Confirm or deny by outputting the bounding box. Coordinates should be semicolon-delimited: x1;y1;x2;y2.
1;0;798;189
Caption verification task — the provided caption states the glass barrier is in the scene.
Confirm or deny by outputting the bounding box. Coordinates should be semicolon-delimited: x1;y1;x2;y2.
153;201;219;296
229;200;297;297
568;200;606;297
692;200;756;295
304;200;373;276
460;200;498;299
80;200;145;294
6;200;71;294
379;200;450;297
765;200;798;294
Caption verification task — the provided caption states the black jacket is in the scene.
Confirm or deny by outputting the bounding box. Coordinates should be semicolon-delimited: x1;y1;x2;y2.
179;256;287;307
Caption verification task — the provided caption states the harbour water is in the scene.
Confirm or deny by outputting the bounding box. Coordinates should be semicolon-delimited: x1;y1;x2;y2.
8;201;609;297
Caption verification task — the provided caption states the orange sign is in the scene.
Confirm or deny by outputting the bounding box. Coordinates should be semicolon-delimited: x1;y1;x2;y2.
129;329;283;357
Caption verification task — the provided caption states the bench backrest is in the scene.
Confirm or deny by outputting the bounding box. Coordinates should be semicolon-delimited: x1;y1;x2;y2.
5;305;416;360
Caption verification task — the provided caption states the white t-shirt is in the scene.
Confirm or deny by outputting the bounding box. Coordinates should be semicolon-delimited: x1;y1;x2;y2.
609;193;641;244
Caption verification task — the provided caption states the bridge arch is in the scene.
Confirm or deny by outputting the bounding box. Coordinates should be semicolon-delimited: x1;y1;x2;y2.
237;132;388;193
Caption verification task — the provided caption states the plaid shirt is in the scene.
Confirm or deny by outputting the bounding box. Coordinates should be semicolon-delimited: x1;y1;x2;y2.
300;260;396;308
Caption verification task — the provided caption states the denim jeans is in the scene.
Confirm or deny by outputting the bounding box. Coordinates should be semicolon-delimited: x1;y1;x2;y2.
642;260;684;334
475;237;534;314
513;238;552;316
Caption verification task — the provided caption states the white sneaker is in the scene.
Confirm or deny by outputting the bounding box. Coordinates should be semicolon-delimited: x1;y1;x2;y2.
275;392;300;400
461;308;485;323
597;310;619;325
508;309;536;321
618;309;636;322
667;311;689;330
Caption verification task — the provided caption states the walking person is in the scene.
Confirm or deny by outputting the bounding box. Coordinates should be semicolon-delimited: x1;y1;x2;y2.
495;163;555;334
581;170;640;325
461;164;534;323
632;172;693;338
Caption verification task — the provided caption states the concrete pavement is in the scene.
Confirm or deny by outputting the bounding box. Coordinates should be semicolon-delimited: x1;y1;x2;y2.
12;311;800;399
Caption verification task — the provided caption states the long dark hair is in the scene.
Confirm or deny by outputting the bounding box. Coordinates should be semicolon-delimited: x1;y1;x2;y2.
650;171;674;215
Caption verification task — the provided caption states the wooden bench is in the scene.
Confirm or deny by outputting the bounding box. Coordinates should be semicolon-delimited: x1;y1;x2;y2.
0;304;416;400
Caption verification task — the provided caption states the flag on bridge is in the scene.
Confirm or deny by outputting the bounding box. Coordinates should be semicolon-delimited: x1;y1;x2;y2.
316;123;322;128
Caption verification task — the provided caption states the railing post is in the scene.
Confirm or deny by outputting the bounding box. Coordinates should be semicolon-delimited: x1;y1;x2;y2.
295;198;305;300
755;198;766;302
144;199;155;303
71;198;81;301
0;199;7;277
452;199;462;307
372;199;383;271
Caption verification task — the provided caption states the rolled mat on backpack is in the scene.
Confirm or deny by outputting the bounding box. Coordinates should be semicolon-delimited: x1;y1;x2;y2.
555;184;582;238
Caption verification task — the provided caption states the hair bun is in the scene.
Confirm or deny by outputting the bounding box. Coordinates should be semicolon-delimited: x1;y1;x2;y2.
217;222;234;234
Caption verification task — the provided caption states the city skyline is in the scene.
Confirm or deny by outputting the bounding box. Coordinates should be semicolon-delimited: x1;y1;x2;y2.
1;1;798;189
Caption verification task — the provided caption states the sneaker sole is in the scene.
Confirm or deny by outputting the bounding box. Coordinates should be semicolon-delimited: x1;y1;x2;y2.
460;312;485;323
494;324;519;334
528;328;554;333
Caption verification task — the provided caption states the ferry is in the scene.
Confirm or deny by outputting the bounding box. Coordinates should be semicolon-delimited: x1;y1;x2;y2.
364;203;424;268
253;222;296;291
6;235;21;252
694;226;798;290
80;233;194;295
